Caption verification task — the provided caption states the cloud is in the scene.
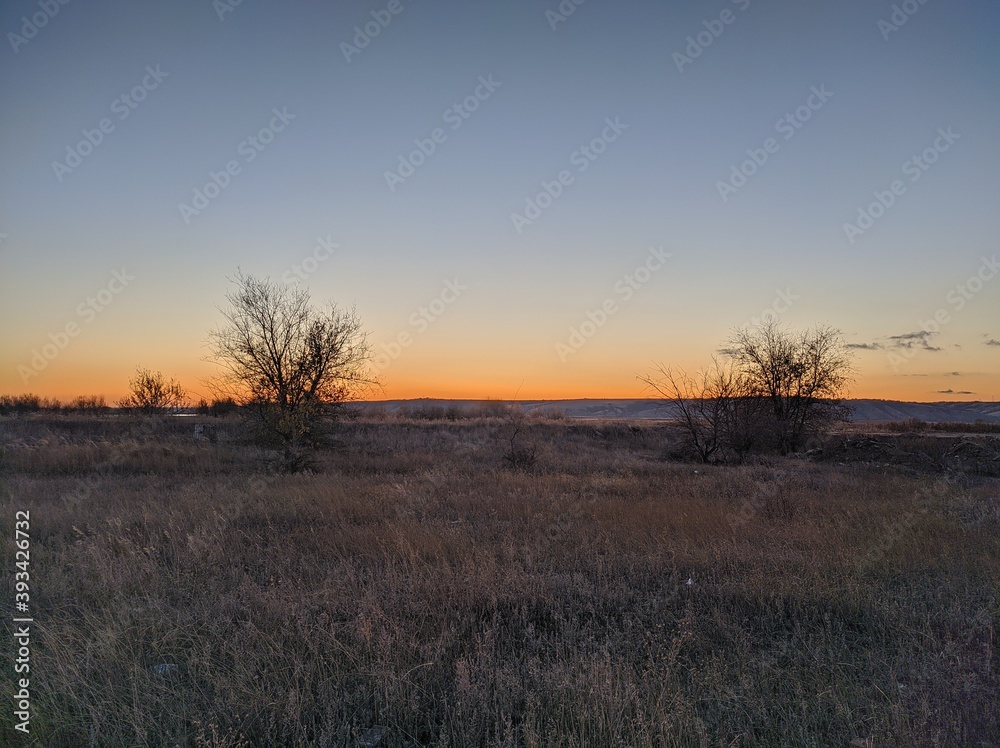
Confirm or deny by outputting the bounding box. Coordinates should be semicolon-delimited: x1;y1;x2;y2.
849;329;949;353
945;371;962;376
985;338;1000;347
936;389;975;395
887;330;941;352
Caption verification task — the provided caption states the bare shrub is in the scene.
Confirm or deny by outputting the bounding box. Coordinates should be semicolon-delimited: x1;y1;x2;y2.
727;320;854;453
646;322;854;460
399;404;446;420
477;399;511;418
118;367;186;415
534;406;566;420
500;405;538;471
69;395;109;414
0;394;42;415
640;358;765;463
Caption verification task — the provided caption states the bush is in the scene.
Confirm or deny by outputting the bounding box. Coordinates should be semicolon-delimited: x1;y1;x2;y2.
399;404;446;421
209;398;240;417
477;399;511;418
118;367;186;415
644;321;855;462
69;395;109;415
499;407;538;471
0;394;42;415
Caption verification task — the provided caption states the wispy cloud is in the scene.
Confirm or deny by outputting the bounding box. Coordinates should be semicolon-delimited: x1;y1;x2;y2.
936;389;975;395
887;330;941;352
985;338;1000;347
848;330;944;352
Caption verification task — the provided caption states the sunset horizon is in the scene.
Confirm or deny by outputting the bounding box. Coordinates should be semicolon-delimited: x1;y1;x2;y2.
3;1;998;408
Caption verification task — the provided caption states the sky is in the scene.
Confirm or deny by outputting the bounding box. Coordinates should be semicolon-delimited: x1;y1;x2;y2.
1;0;998;403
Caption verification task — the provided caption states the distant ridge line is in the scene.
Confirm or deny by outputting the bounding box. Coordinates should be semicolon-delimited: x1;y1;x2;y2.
356;398;1000;424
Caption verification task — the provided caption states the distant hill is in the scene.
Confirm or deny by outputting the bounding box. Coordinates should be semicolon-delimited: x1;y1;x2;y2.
843;399;1000;424
359;398;1000;424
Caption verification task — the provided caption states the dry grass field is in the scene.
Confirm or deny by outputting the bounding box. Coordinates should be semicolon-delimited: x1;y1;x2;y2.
1;414;997;746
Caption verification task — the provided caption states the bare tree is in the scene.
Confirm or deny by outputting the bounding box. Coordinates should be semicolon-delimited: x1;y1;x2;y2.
118;367;186;414
726;320;854;453
207;271;377;470
640;358;763;463
712;358;767;462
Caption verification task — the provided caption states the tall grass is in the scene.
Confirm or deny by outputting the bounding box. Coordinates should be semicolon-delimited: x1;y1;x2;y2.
0;416;996;746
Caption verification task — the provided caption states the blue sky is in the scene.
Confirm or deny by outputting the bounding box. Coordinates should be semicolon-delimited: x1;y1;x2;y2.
1;0;998;400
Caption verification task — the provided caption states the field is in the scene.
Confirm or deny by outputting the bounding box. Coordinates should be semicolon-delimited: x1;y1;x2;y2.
1;414;997;747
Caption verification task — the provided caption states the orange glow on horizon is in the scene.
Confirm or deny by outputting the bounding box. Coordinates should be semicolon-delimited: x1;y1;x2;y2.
3;338;997;407
6;374;996;406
